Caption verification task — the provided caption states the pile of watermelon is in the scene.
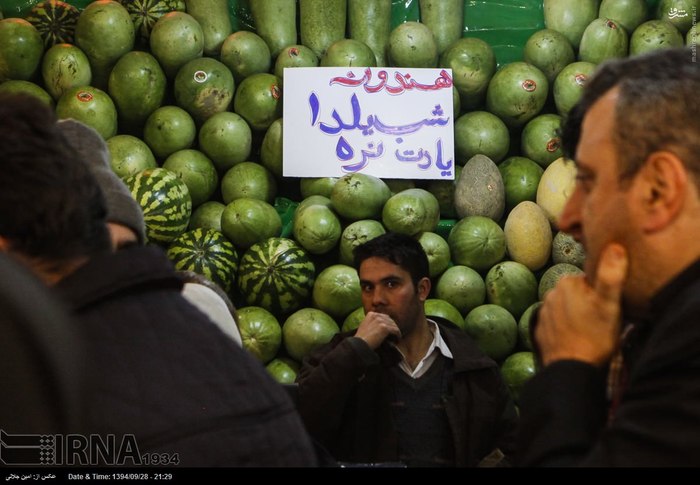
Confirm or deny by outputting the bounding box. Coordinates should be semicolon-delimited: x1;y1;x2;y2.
0;0;693;403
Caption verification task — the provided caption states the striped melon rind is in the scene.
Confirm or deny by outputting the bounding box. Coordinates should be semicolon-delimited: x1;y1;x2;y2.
167;228;238;292
26;0;80;47
124;167;192;245
119;0;185;43
238;237;316;316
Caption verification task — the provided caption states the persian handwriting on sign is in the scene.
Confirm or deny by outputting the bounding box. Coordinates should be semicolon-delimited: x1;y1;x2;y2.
309;93;450;136
395;138;452;174
333;137;451;174
329;68;453;95
667;7;688;19
282;66;455;179
309;93;453;175
335;138;385;172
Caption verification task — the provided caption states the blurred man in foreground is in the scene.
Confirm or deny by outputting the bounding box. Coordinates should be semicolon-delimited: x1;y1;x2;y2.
0;93;317;467
56;118;242;345
517;48;700;466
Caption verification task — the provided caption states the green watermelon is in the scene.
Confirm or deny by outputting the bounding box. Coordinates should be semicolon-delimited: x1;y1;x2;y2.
521;114;563;168
338;219;386;266
342;306;365;332
523;29;575;83
238;237;316;316
485;261;539;319
448;216;506;273
0;18;43;83
657;0;696;35
544;0;600;49
500;351;537;403
166;228;238;293
282;307;339;362
124;167;192;245
266;357;300;384
553;61;596;116
25;0;80;47
293;203;342;255
464;304;518;361
485;62;549;129
237;306;282;364
599;0;649;34
119;0;185;44
424;299;465;331
630;19;684;55
0;79;53;106
381;188;440;236
578;18;629;65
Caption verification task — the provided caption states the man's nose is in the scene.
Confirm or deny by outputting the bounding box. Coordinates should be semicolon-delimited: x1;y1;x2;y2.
556;184;583;240
370;287;387;307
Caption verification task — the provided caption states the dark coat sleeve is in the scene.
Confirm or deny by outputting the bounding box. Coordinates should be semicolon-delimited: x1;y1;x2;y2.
516;360;608;466
518;355;700;466
451;364;519;467
488;368;520;466
516;267;700;467
296;335;380;447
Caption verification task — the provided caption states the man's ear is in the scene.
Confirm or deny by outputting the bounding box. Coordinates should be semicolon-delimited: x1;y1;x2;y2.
637;151;688;233
0;236;10;252
417;276;431;301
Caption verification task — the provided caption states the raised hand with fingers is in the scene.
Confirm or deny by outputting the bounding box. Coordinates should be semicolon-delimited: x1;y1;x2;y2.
535;243;629;367
354;311;402;350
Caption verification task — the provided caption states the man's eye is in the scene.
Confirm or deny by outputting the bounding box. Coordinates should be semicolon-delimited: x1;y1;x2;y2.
575;174;593;191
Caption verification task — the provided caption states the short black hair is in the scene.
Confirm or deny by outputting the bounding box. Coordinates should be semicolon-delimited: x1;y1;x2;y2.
353;232;429;286
561;48;700;185
0;93;110;269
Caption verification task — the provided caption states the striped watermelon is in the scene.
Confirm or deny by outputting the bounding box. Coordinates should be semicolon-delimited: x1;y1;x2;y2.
166;228;238;292
119;0;185;44
25;0;80;47
238;237;316;316
124;167;191;245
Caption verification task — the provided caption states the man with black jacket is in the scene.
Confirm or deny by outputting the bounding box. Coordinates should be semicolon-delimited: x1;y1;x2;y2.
297;232;517;467
517;48;700;466
0;93;317;467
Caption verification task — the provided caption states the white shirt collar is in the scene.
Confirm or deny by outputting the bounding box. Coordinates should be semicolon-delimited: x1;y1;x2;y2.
396;319;453;379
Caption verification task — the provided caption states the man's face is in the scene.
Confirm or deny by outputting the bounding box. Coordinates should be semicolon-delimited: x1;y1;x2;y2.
557;88;640;283
359;256;430;338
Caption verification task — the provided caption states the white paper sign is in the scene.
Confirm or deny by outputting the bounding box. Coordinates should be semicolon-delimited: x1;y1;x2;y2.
283;67;455;180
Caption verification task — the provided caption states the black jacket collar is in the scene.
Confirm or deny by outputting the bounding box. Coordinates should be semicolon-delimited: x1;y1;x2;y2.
54;245;183;311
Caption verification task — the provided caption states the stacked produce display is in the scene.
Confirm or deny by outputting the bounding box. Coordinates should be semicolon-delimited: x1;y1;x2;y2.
0;0;696;406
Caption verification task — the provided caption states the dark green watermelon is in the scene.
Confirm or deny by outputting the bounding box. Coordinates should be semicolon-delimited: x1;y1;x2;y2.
119;0;185;44
238;237;316;316
124;167;192;245
166;228;238;292
25;0;79;47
